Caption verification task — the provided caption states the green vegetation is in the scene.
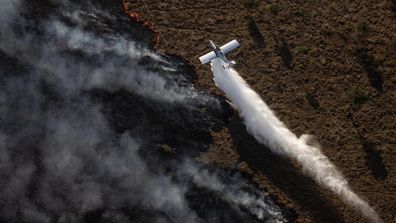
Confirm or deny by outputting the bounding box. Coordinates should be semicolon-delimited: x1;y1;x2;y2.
295;45;309;54
267;3;280;15
348;86;369;108
391;76;396;84
294;10;305;17
244;0;258;9
297;62;306;69
357;21;369;34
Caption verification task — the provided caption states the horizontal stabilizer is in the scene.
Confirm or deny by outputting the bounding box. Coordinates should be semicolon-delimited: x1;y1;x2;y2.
199;51;217;64
220;40;240;54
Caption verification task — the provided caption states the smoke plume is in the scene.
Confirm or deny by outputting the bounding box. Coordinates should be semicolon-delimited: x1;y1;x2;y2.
211;58;382;223
0;0;286;222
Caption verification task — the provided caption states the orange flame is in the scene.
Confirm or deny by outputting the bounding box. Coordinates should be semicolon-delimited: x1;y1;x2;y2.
121;0;161;48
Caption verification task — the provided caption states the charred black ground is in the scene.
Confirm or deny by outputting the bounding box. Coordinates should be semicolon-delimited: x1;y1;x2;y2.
0;0;291;222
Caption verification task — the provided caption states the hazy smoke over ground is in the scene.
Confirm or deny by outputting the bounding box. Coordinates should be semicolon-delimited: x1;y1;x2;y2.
0;0;285;222
211;58;382;223
182;162;286;221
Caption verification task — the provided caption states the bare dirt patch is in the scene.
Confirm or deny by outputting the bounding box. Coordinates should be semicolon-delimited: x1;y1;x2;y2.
125;1;396;222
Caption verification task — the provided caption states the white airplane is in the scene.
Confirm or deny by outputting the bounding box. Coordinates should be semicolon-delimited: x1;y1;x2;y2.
199;40;240;69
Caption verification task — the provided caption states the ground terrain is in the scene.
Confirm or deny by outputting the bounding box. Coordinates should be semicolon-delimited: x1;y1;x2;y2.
124;1;395;222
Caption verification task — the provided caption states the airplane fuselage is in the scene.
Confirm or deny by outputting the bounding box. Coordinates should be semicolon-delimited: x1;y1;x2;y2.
199;39;240;69
210;40;222;56
209;40;233;68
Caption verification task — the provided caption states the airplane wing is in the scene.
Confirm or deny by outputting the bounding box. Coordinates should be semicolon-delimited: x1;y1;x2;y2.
199;51;217;64
220;40;240;54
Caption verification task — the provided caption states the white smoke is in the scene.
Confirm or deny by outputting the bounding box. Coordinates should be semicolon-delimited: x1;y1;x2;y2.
0;1;287;222
0;4;216;105
182;162;286;222
0;0;20;23
210;58;382;223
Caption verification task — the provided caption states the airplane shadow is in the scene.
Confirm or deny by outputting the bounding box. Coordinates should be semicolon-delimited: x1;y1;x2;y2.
246;17;265;48
356;47;384;92
275;37;293;69
362;140;388;180
228;115;345;223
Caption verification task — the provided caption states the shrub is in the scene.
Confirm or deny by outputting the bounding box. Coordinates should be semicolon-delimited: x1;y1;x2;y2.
267;3;280;15
295;45;309;54
357;21;369;34
244;0;258;9
294;11;304;17
348;86;369;107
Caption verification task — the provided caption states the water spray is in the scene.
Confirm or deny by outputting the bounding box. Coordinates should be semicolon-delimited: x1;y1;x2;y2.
209;57;382;223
